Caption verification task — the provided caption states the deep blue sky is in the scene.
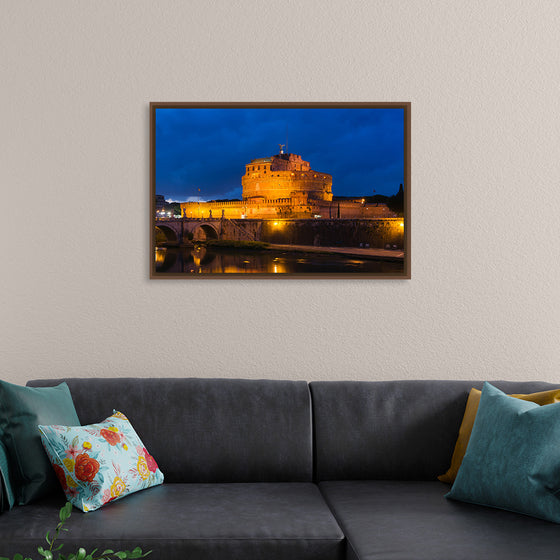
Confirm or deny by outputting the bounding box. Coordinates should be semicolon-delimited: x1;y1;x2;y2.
155;107;404;201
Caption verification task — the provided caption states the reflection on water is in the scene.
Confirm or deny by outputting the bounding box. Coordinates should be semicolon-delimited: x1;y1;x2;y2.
155;246;403;275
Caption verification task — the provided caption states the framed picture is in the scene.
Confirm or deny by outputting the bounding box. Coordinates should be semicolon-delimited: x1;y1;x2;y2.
150;102;410;278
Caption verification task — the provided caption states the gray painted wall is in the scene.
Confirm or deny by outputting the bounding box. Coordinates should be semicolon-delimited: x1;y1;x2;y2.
2;1;559;383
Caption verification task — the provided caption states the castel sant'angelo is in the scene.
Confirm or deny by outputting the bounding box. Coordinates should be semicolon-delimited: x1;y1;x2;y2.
179;146;394;220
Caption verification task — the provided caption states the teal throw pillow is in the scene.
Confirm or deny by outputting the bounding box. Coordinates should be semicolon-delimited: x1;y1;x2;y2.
39;411;164;512
446;382;560;523
0;380;80;504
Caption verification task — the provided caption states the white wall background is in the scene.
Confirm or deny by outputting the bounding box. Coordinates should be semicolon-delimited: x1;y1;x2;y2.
2;1;560;385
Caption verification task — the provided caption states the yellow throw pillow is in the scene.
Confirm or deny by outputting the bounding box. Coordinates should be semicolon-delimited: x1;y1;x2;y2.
438;387;560;484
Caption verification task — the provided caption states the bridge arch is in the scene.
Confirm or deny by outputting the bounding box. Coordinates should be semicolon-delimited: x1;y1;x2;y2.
193;223;219;241
155;225;179;244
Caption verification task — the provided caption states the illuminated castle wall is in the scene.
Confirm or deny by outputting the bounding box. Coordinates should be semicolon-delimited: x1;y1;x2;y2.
242;152;332;201
180;151;394;220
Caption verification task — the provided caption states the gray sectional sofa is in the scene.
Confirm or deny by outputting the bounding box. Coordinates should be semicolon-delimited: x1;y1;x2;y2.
2;377;560;560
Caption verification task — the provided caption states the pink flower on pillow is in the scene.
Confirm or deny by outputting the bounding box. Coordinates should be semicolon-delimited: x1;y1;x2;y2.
66;444;81;459
143;447;159;473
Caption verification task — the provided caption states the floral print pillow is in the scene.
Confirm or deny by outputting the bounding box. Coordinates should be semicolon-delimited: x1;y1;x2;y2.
38;411;164;512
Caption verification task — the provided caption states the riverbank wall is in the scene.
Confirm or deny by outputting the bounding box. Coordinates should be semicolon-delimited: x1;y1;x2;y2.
258;218;404;249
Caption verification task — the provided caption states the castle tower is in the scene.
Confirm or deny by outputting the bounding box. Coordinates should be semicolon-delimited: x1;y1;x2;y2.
241;152;333;202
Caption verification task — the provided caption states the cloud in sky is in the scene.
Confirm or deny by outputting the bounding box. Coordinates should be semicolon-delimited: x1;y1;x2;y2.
155;107;404;201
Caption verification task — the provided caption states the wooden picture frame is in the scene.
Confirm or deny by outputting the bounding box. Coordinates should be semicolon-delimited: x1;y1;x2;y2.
150;102;410;278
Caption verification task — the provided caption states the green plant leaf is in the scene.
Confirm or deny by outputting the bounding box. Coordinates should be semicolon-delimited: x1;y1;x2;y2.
39;549;53;560
59;503;72;522
12;499;148;560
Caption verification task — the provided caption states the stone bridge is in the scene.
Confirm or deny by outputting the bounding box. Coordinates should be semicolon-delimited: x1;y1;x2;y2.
155;218;261;244
155;217;405;249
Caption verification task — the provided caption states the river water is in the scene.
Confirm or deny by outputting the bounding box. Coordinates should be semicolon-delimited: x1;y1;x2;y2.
155;246;404;275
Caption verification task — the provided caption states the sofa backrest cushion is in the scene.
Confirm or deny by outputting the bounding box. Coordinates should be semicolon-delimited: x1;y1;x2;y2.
27;378;313;483
309;380;560;481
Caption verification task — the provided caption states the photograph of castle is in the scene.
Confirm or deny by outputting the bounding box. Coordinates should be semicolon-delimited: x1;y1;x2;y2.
150;103;410;278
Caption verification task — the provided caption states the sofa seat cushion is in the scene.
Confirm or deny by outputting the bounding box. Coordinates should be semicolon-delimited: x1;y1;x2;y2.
0;483;344;560
319;481;560;560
